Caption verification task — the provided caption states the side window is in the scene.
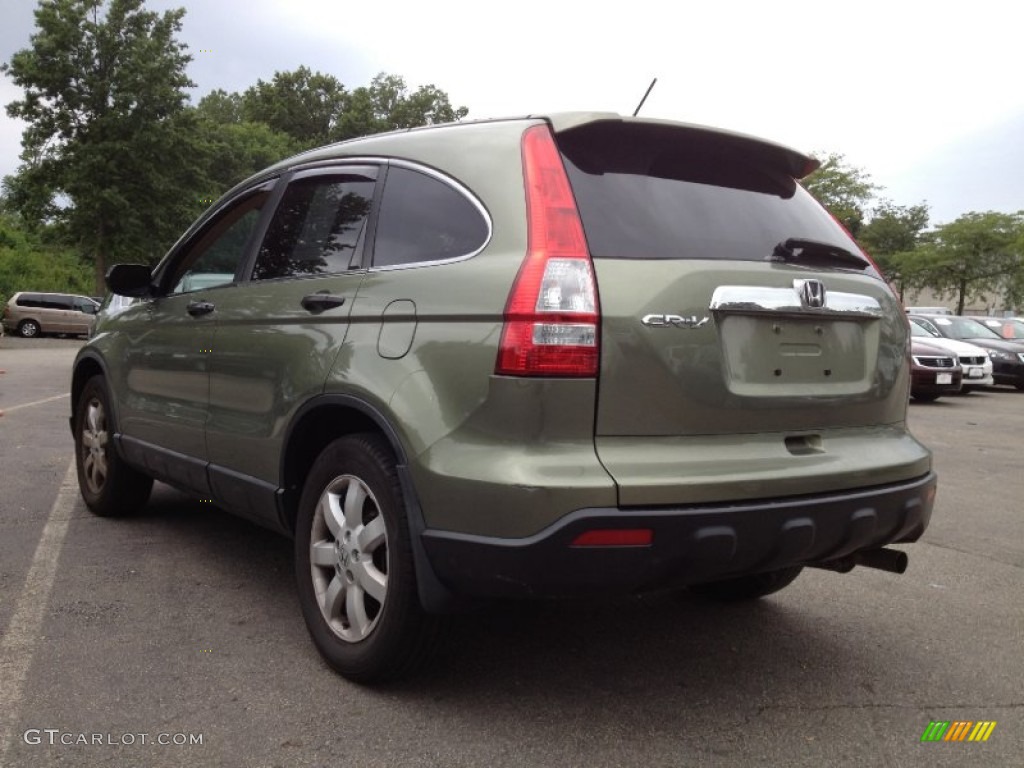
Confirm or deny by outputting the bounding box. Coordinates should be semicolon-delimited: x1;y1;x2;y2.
42;295;72;310
168;188;271;295
372;166;489;268
72;298;97;314
16;294;40;308
252;174;374;281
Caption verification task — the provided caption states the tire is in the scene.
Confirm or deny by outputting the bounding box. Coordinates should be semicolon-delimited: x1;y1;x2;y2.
74;375;153;516
18;319;40;338
911;392;940;403
689;566;803;601
295;433;440;683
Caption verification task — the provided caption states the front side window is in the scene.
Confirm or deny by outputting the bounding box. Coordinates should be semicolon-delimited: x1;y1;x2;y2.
168;188;272;295
372;166;489;268
252;174;375;281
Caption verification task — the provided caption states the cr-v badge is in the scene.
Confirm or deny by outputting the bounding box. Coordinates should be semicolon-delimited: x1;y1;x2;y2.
641;314;710;328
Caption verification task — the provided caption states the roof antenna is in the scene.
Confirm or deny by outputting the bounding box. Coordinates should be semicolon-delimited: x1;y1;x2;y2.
632;78;657;117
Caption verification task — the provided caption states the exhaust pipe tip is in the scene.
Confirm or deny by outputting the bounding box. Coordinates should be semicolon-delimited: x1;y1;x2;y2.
855;547;908;574
810;547;909;575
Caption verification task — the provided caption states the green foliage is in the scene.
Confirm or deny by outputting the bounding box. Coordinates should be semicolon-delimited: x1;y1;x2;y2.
912;211;1024;313
191;110;300;196
0;213;92;307
231;69;470;149
802;153;878;237
196;89;244;124
2;0;202;292
858;200;930;300
241;66;348;148
332;73;469;143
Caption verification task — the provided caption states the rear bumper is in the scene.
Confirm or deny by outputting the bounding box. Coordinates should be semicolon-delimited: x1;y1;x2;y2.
421;472;936;598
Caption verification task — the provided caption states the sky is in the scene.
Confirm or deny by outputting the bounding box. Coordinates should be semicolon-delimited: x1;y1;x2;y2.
1;0;1022;226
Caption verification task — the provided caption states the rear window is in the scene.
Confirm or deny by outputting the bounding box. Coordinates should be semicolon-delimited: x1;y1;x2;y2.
558;122;861;263
16;293;42;307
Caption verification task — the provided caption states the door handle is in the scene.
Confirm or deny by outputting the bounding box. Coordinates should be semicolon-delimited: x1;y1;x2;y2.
186;300;215;317
301;293;347;313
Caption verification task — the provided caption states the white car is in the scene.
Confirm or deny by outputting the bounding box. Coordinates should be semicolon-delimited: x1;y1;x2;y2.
910;319;993;390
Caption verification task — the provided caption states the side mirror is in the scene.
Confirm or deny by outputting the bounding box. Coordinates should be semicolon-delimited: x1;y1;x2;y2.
106;264;154;298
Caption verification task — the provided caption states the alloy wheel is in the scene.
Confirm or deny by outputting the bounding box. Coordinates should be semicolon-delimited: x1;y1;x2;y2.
309;474;389;642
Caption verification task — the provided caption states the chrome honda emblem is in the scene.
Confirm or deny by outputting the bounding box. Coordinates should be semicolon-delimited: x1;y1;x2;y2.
795;279;826;309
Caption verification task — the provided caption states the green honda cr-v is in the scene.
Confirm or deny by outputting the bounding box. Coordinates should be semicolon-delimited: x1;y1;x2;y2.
70;113;936;682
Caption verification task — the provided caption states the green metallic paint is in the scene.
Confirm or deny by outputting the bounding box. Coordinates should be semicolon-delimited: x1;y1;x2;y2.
75;114;931;548
596;426;931;507
593;259;911;436
99;291;216;459
203;272;365;484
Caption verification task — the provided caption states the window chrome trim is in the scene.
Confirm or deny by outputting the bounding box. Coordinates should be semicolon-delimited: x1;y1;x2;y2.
369;159;493;272
282;155;493;271
709;285;883;319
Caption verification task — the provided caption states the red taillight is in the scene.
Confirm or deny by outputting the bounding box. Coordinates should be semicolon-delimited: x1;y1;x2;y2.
571;529;653;547
495;124;599;377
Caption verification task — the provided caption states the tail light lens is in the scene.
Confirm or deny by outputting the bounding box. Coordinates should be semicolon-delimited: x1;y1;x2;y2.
495;124;599;377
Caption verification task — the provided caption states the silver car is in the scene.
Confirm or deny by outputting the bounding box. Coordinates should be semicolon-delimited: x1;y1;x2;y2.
2;291;99;338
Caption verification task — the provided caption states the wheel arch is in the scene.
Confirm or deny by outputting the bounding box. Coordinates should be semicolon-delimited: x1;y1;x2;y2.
280;395;409;531
279;394;459;613
69;352;112;436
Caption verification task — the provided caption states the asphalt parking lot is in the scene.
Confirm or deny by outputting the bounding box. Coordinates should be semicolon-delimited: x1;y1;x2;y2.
0;336;1021;768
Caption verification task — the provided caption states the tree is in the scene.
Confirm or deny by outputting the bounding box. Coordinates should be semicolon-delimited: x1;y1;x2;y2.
196;88;244;124
241;66;348;149
331;73;468;142
0;211;92;305
858;200;930;300
2;0;203;291
192;94;299;194
914;211;1023;314
1007;225;1024;310
802;152;879;237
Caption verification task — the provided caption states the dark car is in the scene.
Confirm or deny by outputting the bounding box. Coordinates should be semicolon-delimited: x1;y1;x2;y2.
910;340;962;401
974;316;1024;341
910;314;1024;390
70;113;936;682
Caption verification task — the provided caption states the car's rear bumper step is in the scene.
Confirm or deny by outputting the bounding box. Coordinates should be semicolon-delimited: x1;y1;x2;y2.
420;472;936;598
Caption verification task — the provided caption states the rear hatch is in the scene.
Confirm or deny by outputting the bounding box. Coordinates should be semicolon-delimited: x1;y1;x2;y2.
554;118;927;505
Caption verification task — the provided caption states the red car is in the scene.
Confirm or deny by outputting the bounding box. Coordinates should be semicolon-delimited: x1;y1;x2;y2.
910;339;962;402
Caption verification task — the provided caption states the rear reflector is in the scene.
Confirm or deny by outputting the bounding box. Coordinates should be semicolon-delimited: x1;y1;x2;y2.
571;529;653;547
495;124;599;377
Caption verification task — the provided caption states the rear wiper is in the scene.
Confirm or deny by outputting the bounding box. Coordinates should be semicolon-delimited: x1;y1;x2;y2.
771;238;870;270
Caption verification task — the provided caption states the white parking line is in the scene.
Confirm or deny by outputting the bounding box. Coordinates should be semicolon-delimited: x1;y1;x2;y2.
0;393;70;415
0;458;78;766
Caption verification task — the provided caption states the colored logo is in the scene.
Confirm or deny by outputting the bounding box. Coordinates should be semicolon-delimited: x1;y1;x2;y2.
921;721;996;742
